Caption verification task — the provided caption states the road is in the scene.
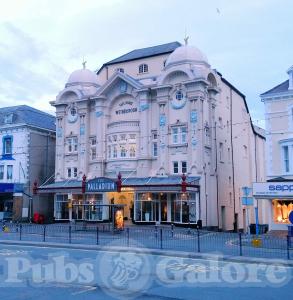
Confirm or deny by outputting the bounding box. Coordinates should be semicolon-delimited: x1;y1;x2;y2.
0;244;291;299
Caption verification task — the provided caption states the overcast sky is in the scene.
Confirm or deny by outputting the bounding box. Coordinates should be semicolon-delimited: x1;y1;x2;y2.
0;0;292;128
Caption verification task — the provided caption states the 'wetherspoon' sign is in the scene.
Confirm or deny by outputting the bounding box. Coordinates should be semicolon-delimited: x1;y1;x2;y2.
86;177;117;192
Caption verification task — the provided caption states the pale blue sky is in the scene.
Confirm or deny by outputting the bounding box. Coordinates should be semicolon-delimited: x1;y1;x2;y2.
0;0;292;128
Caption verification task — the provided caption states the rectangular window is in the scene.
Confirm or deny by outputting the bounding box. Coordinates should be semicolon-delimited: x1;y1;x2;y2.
120;145;126;157
91;137;96;146
7;165;13;180
181;161;187;174
108;146;111;159
173;161;179;174
172;128;179;144
0;165;4;179
73;167;78;178
129;144;136;157
67;137;78;153
91;147;96;160
153;142;158;157
219;142;223;162
67;168;71;178
113;145;117;158
181;127;187;143
283;146;289;172
4;137;12;154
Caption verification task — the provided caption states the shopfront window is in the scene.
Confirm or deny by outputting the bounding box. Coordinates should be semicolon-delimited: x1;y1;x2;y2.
85;194;103;221
135;193;159;222
172;193;197;224
55;195;69;220
272;200;293;224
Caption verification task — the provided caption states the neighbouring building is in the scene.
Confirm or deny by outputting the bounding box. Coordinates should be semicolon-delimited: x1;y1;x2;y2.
253;66;293;230
39;41;266;231
0;105;55;222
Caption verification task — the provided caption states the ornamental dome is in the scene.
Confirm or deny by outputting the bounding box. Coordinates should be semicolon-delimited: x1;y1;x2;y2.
165;44;208;67
67;68;99;86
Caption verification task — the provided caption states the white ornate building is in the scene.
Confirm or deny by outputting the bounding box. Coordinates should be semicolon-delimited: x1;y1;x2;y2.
40;41;266;230
253;67;293;230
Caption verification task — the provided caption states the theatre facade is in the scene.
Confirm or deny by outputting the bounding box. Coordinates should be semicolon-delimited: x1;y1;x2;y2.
38;41;266;230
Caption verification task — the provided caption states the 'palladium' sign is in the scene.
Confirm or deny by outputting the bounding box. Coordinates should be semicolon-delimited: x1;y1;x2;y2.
86;177;117;192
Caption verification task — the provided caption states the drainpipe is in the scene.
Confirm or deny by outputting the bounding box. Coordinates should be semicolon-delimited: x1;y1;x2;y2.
214;121;220;229
230;88;237;232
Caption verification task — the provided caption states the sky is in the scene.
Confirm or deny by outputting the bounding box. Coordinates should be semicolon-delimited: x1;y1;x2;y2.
0;0;292;128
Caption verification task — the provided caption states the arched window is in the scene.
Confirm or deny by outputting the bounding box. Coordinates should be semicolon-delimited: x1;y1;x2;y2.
139;64;148;74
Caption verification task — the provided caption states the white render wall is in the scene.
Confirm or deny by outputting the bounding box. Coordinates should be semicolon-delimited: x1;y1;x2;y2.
52;47;266;230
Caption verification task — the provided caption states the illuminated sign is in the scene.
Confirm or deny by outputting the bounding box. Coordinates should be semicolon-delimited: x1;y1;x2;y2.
114;209;124;230
86;177;117;192
253;182;293;197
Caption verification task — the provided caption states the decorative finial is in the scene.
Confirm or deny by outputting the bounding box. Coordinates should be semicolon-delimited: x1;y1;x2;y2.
184;35;189;46
82;59;87;69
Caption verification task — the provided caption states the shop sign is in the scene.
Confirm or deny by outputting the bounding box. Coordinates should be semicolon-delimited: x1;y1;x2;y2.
253;182;293;198
86;178;117;192
115;101;138;115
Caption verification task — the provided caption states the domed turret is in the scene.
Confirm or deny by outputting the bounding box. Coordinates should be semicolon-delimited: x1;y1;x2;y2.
165;43;208;67
66;62;99;87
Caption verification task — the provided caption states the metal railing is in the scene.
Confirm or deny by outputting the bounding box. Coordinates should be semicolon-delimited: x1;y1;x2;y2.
0;223;292;260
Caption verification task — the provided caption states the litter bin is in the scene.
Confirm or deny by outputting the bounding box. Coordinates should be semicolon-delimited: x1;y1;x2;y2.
288;226;293;237
249;224;256;234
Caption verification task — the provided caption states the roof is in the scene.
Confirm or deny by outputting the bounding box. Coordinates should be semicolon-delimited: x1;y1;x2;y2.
261;80;289;96
97;41;181;73
38;176;200;192
253;125;266;138
0;105;55;131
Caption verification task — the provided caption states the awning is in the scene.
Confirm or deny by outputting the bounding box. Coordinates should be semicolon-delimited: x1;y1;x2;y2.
38;176;200;194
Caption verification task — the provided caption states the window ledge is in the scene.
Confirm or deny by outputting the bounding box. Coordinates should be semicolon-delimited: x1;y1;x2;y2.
168;143;188;148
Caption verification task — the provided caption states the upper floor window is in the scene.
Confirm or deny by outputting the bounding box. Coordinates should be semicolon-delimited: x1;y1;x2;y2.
219;142;224;162
0;165;4;180
7;165;13;180
120;145;127;158
129;144;136;157
90;137;96;160
175;90;184;101
67;137;78;153
152;130;158;157
116;68;124;73
139;64;148;74
173;161;179;174
283;145;290;173
4;113;13;124
181;161;187;174
171;126;187;144
3;136;12;155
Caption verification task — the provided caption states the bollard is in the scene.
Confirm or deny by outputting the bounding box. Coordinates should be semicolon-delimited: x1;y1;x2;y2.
197;228;200;253
127;228;130;247
287;235;290;260
69;225;72;244
43;225;46;242
96;226;99;245
19;224;22;241
239;232;243;256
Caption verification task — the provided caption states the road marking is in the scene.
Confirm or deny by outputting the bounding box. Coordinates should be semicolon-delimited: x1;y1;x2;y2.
71;286;97;295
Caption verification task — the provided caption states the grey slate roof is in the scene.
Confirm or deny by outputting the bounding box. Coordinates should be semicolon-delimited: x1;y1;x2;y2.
0;105;55;131
97;41;181;73
261;80;289;96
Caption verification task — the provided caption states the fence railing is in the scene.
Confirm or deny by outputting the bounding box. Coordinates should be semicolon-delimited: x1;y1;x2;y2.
0;223;292;260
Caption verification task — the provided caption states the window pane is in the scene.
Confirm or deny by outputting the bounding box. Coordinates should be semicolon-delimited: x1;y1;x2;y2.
7;165;13;179
0;166;4;180
182;161;187;173
173;161;179;174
